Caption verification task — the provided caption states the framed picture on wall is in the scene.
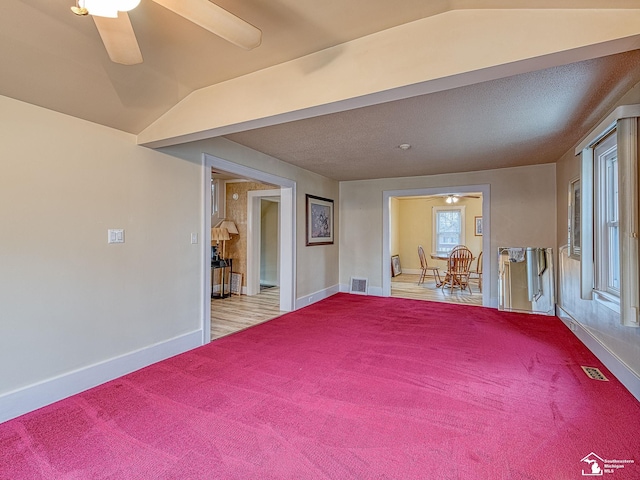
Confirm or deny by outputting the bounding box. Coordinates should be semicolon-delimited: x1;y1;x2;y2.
306;194;334;245
474;216;483;236
391;255;402;277
569;177;581;259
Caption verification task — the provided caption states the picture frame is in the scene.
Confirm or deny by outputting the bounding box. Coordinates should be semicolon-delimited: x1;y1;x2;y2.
306;194;334;246
391;255;402;277
569;177;581;259
474;216;483;236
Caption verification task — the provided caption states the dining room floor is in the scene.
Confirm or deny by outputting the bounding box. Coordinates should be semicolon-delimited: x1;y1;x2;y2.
391;273;483;306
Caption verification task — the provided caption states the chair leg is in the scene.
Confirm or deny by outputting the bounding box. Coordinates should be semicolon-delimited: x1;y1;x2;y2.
441;274;447;291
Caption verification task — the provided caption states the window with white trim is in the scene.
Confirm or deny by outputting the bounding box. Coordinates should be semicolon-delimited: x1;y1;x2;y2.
432;206;466;253
594;132;619;301
578;107;640;327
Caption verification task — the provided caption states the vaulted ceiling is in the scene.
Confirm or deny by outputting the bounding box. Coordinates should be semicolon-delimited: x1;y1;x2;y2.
2;1;640;180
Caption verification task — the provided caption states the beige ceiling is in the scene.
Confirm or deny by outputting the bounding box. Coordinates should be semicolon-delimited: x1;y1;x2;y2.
2;1;640;181
225;51;640;180
1;0;475;133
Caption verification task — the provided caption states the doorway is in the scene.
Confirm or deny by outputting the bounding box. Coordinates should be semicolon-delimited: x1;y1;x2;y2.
202;154;296;343
382;184;491;307
247;189;281;296
260;198;280;290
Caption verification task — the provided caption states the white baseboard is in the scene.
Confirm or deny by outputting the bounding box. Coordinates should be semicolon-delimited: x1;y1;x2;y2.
296;284;340;309
557;306;640;402
367;285;384;296
0;329;202;424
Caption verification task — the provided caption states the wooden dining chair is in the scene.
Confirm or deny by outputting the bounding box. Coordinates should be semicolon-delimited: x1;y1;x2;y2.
441;245;474;293
468;251;483;293
418;245;441;286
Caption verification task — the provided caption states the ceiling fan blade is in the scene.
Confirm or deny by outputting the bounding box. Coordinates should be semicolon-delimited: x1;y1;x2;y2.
93;12;143;65
441;194;480;199
152;0;261;50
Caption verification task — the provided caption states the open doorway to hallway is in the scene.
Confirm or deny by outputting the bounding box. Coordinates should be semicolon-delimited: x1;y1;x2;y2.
204;154;296;342
210;174;283;339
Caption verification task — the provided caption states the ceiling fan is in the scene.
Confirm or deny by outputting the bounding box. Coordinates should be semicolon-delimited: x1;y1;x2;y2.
439;194;481;204
71;0;262;65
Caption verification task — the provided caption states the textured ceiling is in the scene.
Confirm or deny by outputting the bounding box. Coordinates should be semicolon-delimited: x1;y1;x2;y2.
225;51;640;180
2;1;640;181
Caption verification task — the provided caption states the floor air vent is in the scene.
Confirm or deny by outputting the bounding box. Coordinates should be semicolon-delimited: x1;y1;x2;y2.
581;366;608;381
350;277;368;295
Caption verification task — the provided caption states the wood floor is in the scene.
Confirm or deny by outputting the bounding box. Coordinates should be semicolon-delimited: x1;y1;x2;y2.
211;274;482;340
211;287;282;340
391;273;483;306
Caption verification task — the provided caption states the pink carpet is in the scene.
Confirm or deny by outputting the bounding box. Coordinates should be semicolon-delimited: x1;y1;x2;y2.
1;294;639;479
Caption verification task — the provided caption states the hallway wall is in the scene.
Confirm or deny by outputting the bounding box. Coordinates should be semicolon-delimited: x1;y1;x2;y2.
261;200;280;286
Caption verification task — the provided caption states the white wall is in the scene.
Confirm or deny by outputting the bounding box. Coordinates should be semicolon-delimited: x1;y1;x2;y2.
0;95;203;420
339;164;557;305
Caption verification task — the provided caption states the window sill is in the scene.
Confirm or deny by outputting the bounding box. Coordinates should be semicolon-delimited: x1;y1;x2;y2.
594;290;620;314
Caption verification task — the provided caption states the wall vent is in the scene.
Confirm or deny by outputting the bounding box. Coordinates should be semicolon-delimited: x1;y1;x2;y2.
581;366;608;381
350;277;368;295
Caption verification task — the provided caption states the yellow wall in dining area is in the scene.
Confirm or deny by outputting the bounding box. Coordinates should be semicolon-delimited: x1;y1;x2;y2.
393;196;483;273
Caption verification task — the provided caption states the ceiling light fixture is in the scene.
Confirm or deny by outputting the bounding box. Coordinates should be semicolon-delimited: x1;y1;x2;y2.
72;0;141;18
446;195;459;204
398;143;411;150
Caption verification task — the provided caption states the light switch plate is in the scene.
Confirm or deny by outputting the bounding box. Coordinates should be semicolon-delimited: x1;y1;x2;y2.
191;233;198;244
108;229;125;244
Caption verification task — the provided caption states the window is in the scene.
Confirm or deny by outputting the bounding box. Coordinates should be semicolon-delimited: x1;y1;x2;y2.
433;206;466;253
578;108;640;326
594;132;619;300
